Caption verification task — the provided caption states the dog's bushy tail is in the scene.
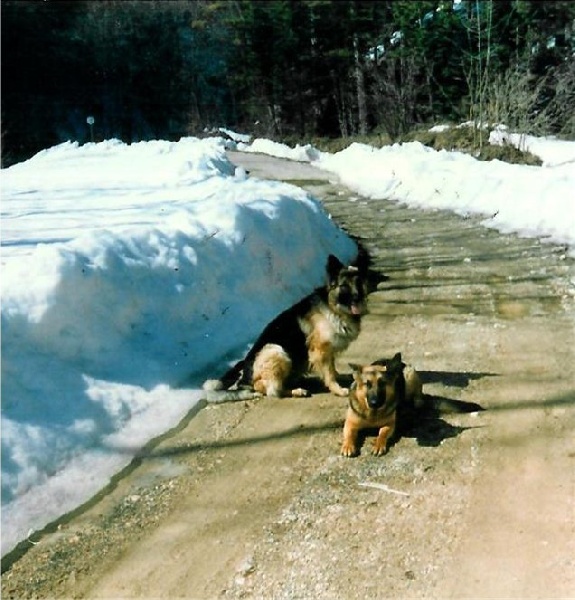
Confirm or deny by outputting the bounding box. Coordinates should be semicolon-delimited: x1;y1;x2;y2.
202;360;260;404
202;380;261;403
422;395;484;414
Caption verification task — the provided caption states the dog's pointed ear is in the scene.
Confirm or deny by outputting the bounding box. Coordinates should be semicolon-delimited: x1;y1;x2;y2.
326;254;344;282
351;245;370;276
388;353;404;372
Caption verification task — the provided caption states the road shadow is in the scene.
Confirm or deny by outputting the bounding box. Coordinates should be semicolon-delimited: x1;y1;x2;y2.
352;418;478;454
139;419;343;460
485;390;575;412
417;370;497;388
352;394;484;455
116;386;575;462
396;396;483;448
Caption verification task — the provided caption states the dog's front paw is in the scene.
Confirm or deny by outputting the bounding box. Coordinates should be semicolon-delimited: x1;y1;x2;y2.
371;441;389;456
330;384;349;397
341;441;358;457
291;387;310;397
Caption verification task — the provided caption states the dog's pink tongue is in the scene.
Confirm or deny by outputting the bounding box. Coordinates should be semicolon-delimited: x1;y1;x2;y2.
351;304;361;315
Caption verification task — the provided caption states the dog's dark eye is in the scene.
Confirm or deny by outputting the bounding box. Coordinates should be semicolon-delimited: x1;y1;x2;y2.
363;378;373;390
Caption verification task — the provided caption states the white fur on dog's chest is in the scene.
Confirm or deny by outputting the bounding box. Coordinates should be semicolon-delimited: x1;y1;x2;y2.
299;307;360;350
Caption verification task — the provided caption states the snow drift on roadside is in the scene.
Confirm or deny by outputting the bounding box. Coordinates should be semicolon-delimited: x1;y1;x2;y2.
237;128;575;256
238;138;321;162
489;125;575;168
315;141;575;256
1;137;356;556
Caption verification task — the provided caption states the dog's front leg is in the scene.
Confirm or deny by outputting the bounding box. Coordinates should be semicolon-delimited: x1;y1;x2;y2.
309;343;348;396
372;422;395;456
323;362;348;396
341;417;360;457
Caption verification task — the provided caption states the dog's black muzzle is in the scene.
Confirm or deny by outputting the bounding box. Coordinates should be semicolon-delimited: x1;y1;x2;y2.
367;390;385;409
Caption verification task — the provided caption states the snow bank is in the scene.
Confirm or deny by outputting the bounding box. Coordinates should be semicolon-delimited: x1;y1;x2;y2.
237;126;575;255
1;137;356;555
238;138;321;162
315;141;575;255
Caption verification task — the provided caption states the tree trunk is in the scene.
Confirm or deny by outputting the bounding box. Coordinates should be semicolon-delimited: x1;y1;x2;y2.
354;34;368;135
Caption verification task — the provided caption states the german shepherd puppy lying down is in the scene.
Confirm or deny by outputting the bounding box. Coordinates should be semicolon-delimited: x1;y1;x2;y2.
342;353;484;457
341;353;407;457
204;254;368;402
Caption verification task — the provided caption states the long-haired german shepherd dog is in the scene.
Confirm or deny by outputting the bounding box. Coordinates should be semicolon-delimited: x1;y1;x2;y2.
342;353;484;457
204;254;368;402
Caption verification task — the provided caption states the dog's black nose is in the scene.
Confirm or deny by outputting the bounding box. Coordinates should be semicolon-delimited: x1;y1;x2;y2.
367;392;383;409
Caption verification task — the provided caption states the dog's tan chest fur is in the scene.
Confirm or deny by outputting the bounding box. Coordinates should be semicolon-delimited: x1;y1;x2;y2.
299;306;360;351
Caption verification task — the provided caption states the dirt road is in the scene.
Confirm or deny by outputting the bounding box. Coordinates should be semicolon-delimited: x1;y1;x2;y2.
3;152;574;599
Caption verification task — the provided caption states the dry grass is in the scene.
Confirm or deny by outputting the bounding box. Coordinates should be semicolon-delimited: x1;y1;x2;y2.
400;126;542;165
282;125;542;166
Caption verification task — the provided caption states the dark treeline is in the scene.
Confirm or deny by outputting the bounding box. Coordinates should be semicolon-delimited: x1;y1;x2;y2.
2;0;574;166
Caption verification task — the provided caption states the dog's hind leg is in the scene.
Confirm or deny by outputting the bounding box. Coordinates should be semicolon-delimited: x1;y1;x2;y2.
404;365;424;409
252;344;293;398
253;378;283;398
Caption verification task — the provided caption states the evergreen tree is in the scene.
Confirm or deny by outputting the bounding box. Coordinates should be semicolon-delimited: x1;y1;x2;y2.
2;0;574;165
